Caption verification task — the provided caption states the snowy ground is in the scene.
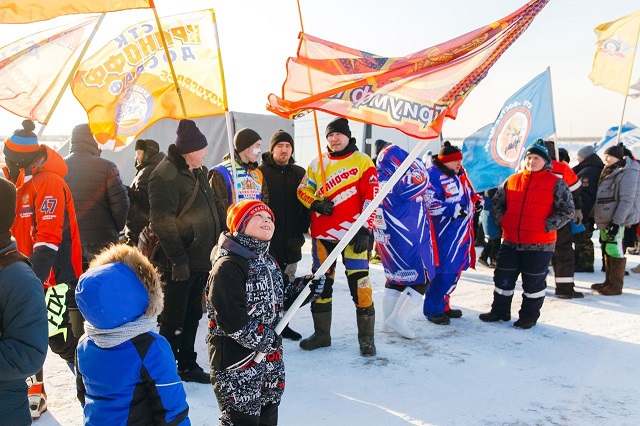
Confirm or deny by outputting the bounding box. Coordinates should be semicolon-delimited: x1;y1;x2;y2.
39;237;640;426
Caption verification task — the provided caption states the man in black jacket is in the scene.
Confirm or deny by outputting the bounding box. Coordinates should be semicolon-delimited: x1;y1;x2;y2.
64;124;129;269
573;145;605;272
259;130;310;340
149;119;226;383
124;139;166;246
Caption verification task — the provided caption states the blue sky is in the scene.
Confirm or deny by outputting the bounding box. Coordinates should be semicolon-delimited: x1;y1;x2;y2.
0;0;639;138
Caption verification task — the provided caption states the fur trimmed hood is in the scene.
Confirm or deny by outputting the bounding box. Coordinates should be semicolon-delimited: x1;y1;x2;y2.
76;244;163;329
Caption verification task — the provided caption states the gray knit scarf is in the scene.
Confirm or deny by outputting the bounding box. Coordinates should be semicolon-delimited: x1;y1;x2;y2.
84;316;158;349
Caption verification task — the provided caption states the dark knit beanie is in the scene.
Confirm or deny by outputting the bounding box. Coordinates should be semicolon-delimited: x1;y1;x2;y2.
0;178;17;248
134;139;147;151
375;139;391;156
604;145;624;160
175;119;207;154
325;117;351;139
3;120;39;163
558;148;570;163
269;129;294;153
437;141;463;163
524;139;550;164
234;128;261;154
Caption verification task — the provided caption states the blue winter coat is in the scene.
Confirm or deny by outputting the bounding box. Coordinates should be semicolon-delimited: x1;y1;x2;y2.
427;160;475;274
375;145;436;285
0;242;48;426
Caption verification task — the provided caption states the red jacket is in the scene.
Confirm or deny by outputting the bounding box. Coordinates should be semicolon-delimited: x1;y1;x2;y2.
501;169;559;245
2;146;82;287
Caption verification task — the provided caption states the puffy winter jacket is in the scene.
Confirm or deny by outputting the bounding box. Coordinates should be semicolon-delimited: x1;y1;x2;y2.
572;153;604;219
258;152;309;266
0;242;48;426
594;158;640;228
3;145;82;286
64;133;129;249
124;142;165;245
149;145;226;271
375;145;436;285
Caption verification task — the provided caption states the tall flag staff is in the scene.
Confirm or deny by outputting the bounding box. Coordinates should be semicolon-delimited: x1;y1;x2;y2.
589;9;640;145
296;0;328;196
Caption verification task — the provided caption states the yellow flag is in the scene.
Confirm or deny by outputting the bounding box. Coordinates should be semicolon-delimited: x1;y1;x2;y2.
71;9;227;151
589;10;640;95
0;0;150;24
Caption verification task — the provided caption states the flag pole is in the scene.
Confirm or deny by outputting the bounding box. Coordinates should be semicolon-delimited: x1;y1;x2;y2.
297;0;328;196
252;135;433;363
37;13;106;138
545;66;559;158
210;9;239;202
615;22;640;145
150;0;188;119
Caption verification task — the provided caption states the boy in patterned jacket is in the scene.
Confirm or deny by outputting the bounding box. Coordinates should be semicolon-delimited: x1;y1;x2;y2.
207;200;323;426
296;117;379;357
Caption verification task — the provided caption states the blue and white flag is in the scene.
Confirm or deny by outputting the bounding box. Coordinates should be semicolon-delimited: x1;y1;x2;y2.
594;122;640;153
462;68;556;192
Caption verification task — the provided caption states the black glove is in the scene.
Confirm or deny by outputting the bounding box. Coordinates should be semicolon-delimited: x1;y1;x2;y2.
310;199;334;216
350;227;371;254
606;223;619;242
270;332;283;352
171;263;190;281
301;274;326;305
454;203;468;219
29;245;57;284
474;200;484;214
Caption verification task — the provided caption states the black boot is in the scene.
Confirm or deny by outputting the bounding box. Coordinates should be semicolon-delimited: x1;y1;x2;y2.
300;303;332;350
281;325;302;341
555;282;584;299
356;306;376;357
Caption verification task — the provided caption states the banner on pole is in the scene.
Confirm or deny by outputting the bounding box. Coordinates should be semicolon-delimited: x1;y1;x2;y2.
594;122;640;153
71;9;227;151
0;17;100;123
267;0;550;140
0;0;151;24
462;68;556;192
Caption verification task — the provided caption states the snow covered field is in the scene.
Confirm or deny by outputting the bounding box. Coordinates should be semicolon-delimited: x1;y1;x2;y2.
39;237;640;425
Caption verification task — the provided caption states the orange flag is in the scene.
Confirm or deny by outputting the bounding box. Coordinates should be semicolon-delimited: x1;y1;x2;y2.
0;16;100;123
267;0;550;140
71;9;227;151
0;0;151;24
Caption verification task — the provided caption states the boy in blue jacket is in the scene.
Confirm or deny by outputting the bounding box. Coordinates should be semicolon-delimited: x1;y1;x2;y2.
75;244;190;425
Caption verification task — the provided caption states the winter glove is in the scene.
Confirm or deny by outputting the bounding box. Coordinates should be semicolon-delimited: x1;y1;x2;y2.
301;274;326;305
350;227;371;254
474;199;484;214
606;223;619;243
171;263;191;281
29;245;57;284
573;209;583;226
453;203;468;219
310;199;334;216
269;332;283;352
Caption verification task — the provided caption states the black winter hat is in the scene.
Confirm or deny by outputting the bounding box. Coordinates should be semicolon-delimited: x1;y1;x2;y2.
175;119;207;154
234;128;261;153
437;141;463;163
604;145;624;160
134;139;147;151
325;117;351;139
270;129;294;153
374;139;391;156
0;178;17;248
558;148;570;163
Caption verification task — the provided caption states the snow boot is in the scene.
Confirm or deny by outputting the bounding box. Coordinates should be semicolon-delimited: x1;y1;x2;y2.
598;257;625;296
381;292;399;333
513;319;536;329
555;282;584;299
479;311;511;322
300;302;332;350
592;255;610;291
385;287;421;339
281;325;302;341
356;306;376;357
445;308;463;318
427;314;450;325
27;378;47;419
